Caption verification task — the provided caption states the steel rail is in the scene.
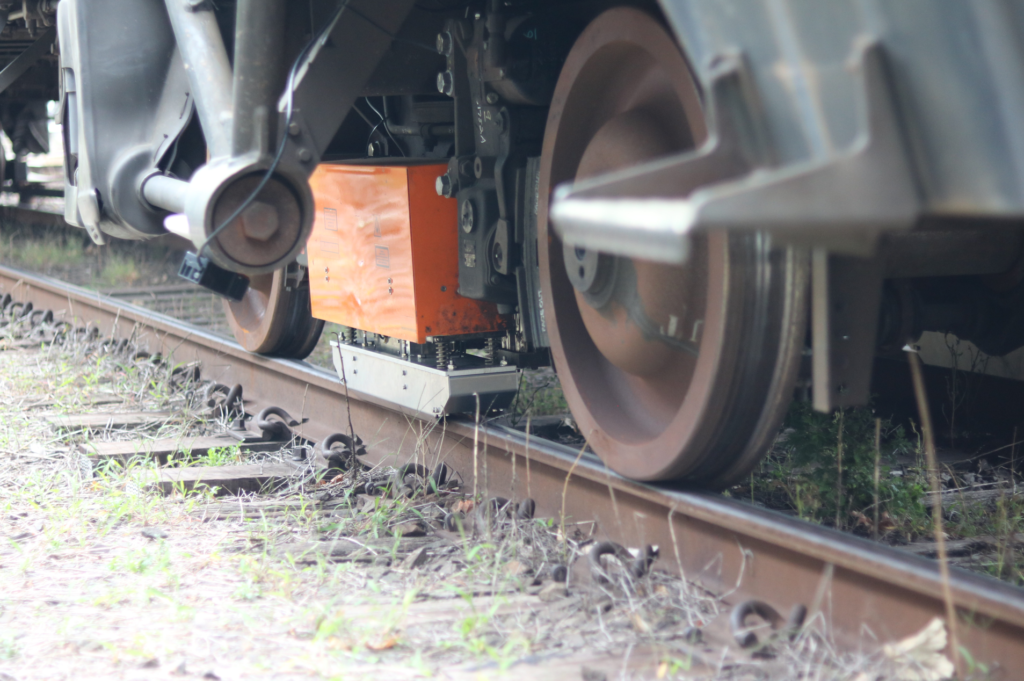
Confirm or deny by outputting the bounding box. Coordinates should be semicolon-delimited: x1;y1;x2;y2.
3;260;1024;671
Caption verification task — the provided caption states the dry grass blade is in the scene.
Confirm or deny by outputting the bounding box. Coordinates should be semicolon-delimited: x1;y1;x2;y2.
908;350;962;676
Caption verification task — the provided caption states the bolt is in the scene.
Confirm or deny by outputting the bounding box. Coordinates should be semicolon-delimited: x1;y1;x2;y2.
493;241;504;267
436;70;455;97
297;147;312;162
485;92;499;104
441;285;447;292
388;287;394;295
460;200;475;233
436;173;453;198
288;122;301;136
324;267;329;273
436;31;453;56
239;201;280;241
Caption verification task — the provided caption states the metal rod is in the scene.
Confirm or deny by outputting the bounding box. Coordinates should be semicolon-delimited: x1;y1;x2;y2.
163;0;233;159
231;0;289;157
141;174;189;214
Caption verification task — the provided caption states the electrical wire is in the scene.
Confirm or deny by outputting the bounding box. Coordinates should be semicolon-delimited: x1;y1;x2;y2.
363;97;406;157
197;0;350;259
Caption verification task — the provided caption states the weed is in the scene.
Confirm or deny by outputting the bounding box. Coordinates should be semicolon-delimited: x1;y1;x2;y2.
0;636;18;660
748;401;930;536
3;237;84;270
98;253;140;287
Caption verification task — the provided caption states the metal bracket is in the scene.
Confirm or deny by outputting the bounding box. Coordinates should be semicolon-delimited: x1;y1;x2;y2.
76;188;106;245
551;38;919;262
811;249;884;411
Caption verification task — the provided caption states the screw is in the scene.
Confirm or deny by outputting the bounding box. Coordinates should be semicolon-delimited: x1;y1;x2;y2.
388;287;393;295
288;122;300;136
441;285;447;292
485;92;499;104
297;147;312;162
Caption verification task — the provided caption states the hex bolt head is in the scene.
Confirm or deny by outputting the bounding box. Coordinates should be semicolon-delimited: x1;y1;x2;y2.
436;70;455;97
239;201;280;242
288;122;301;136
485;92;499;104
460;199;475;233
436;31;453;56
436;173;453;198
297;147;312;162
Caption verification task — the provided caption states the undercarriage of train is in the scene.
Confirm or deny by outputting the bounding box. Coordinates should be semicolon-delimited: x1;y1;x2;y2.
6;0;1024;486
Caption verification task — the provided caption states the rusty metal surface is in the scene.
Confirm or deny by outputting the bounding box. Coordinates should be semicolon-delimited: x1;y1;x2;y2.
2;261;1024;672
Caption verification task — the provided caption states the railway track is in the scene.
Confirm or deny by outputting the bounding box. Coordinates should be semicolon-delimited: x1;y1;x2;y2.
3;258;1024;675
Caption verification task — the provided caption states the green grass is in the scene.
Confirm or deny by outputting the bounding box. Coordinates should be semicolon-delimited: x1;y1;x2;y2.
97;253;140;288
0;236;84;270
740;401;931;538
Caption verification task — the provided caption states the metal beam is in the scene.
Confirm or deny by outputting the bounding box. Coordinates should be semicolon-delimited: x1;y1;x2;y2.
0;25;55;95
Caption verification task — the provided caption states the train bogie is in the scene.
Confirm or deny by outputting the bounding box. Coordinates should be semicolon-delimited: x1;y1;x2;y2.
3;0;1024;483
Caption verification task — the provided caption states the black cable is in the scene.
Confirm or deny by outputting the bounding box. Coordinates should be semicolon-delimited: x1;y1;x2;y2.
365;118;385;156
364;97;406;157
198;0;350;259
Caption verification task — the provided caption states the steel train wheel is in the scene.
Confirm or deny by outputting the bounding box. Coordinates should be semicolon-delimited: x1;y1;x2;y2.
537;8;808;486
225;268;324;359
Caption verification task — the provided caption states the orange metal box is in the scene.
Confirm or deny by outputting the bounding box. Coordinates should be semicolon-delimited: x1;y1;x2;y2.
306;162;506;343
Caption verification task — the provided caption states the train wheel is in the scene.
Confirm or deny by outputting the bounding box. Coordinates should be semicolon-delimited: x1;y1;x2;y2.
537;8;808;486
224;268;324;359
